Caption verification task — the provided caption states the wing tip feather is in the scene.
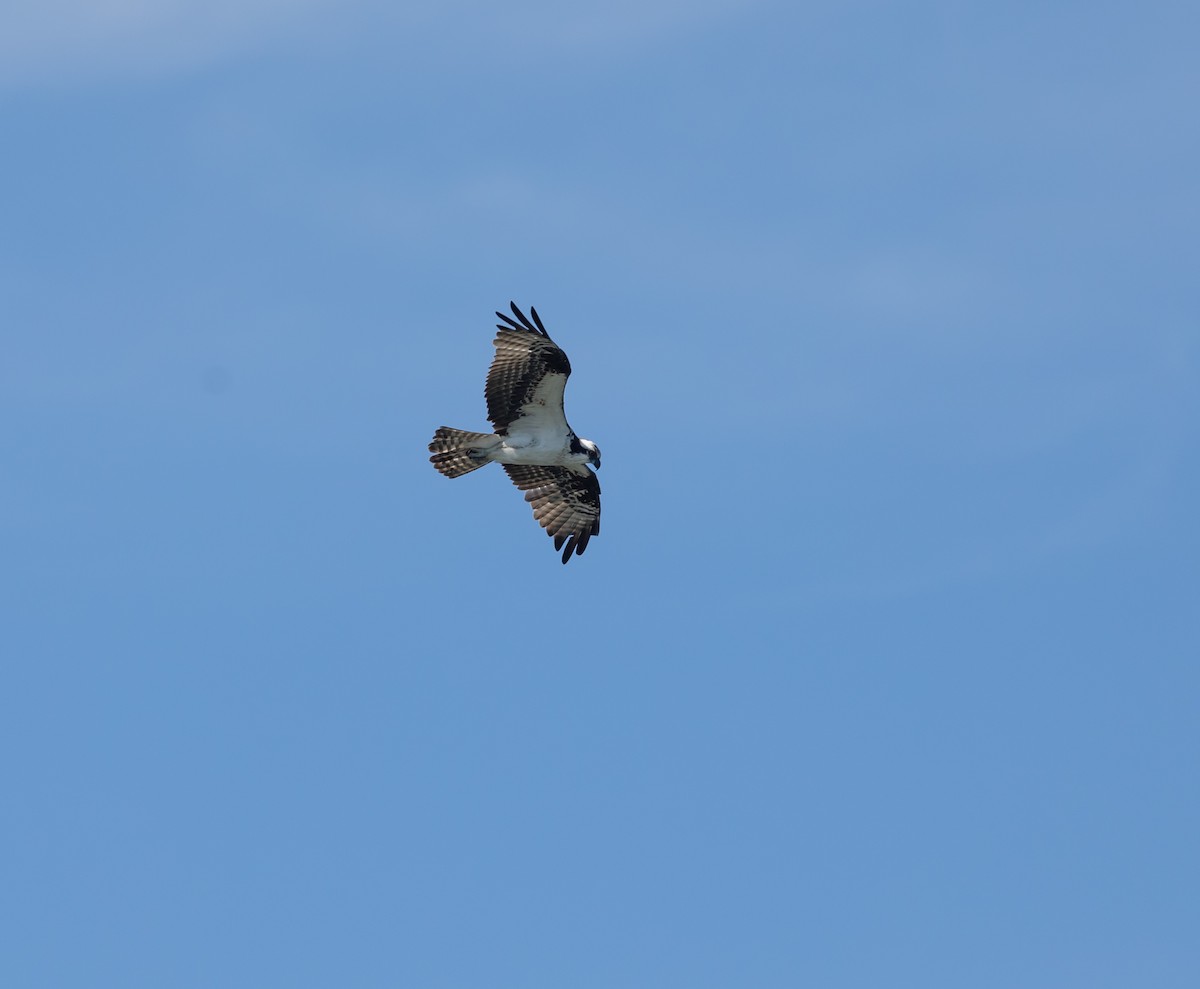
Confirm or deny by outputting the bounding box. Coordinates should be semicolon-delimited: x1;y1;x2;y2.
495;301;550;338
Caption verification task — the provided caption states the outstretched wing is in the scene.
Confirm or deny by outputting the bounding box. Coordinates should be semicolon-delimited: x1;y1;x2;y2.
502;464;601;564
486;302;573;435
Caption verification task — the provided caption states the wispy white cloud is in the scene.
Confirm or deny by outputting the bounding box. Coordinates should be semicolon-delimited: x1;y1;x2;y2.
476;0;759;49
0;0;341;88
0;0;758;90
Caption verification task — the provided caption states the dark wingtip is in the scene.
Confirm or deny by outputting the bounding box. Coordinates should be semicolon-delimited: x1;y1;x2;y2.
494;301;548;338
495;303;522;332
529;305;548;336
555;530;591;563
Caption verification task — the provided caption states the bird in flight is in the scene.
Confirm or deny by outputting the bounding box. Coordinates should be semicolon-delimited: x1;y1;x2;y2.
428;303;601;564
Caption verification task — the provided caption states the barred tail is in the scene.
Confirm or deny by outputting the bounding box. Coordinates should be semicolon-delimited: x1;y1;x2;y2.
428;427;499;478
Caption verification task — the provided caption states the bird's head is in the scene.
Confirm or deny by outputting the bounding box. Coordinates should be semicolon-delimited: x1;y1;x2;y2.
579;438;601;470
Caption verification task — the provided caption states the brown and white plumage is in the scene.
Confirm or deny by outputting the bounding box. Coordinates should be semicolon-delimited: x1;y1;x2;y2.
502;464;601;563
486;305;573;434
428;303;602;564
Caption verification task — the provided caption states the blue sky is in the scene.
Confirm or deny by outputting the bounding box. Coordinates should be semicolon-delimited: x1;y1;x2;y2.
3;1;1198;985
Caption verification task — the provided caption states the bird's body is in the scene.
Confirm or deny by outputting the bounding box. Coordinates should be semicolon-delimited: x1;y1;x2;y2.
428;303;601;564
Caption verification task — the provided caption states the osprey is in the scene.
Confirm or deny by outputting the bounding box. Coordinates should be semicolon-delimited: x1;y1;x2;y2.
428;302;601;564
